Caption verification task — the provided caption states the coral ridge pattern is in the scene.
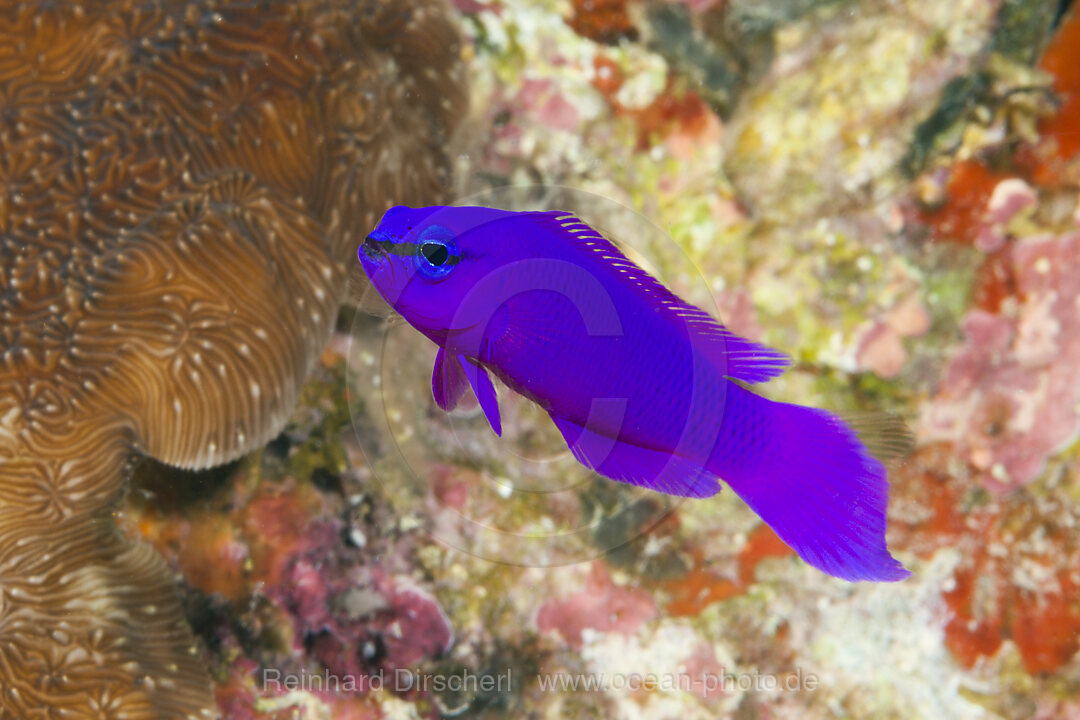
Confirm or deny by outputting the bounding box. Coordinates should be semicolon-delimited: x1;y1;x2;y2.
0;0;463;716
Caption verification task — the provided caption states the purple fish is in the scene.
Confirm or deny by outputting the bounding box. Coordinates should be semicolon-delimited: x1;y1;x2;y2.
358;206;910;582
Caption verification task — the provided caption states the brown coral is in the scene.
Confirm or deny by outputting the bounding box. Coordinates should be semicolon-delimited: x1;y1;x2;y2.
566;0;638;45
0;0;464;717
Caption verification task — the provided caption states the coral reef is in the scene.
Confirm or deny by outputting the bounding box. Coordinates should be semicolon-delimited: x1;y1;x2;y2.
76;0;1080;717
921;232;1080;491
357;0;1076;717
0;0;463;716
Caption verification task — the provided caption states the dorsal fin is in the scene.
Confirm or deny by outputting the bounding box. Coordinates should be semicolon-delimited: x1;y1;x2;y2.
532;211;791;384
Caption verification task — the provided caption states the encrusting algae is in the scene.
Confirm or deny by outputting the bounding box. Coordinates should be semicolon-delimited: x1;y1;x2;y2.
0;0;464;717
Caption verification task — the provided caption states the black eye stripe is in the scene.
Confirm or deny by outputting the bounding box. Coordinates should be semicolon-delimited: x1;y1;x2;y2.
383;240;418;255
367;237;417;255
368;236;461;265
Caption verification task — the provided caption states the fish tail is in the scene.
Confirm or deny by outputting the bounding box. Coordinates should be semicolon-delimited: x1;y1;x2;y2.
708;382;910;582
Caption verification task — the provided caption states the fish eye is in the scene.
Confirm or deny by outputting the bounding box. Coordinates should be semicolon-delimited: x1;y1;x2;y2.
414;224;458;281
420;242;449;266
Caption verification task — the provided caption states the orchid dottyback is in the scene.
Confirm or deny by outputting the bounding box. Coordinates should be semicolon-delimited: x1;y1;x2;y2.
357;206;909;582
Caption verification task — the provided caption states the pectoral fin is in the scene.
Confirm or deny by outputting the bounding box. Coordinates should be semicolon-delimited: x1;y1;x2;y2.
432;346;471;411
458;355;501;436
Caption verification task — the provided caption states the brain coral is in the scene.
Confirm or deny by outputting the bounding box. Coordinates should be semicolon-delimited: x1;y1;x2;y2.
0;0;464;717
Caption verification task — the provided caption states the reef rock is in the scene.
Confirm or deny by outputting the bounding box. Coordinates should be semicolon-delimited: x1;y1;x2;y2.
0;0;464;717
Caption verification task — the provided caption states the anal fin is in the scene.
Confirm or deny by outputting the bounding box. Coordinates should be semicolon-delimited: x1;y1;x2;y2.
550;414;719;498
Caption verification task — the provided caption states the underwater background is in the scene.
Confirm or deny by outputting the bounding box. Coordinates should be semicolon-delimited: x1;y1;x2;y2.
2;0;1078;718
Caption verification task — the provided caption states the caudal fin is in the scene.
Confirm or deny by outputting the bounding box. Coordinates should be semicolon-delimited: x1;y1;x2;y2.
711;384;910;582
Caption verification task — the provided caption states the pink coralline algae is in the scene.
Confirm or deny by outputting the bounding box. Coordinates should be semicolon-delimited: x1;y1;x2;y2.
680;641;728;701
921;232;1080;491
269;519;454;684
975;179;1038;253
132;467;456;708
856;293;932;378
516;78;582;132
536;562;658;649
482;79;581;176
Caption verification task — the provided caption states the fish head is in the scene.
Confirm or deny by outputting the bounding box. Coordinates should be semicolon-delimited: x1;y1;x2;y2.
359;205;517;344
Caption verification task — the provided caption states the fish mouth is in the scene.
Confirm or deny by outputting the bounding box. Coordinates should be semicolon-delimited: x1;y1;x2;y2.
361;233;389;260
362;232;417;261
